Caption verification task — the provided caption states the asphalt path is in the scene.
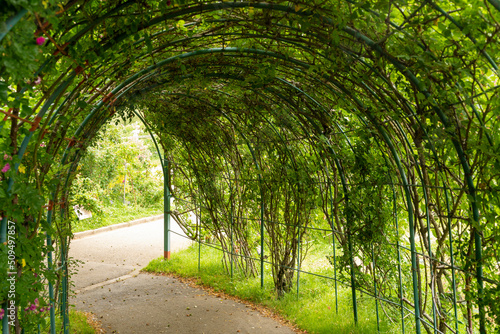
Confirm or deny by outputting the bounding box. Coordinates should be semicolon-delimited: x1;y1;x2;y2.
70;218;296;334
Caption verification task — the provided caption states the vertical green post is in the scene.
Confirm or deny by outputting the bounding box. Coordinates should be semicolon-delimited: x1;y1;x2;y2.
327;172;338;313
0;9;27;42
0;217;6;244
348;230;358;325
230;180;234;279
198;192;201;272
47;236;56;334
365;118;420;333
46;209;56;334
408;213;421;334
474;224;485;334
164;159;171;259
444;188;459;333
296;222;301;300
394;211;405;333
1;217;8;334
61;240;69;334
332;232;338;313
345;195;358;325
58;198;69;334
1;302;7;334
260;180;264;289
372;244;380;333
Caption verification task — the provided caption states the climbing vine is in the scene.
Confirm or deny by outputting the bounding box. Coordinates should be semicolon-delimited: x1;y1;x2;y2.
0;0;499;332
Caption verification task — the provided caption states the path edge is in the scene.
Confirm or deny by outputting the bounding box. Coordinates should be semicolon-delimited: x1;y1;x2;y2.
73;214;164;240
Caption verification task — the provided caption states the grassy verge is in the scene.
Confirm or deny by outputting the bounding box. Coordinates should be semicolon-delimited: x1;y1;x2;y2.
72;203;162;233
44;309;102;333
144;244;400;334
68;310;102;333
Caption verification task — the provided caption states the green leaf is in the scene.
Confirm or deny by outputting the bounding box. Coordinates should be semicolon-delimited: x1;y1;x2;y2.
77;100;87;109
0;82;9;103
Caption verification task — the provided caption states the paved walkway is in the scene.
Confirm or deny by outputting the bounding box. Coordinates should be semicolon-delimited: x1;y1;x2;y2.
70;218;296;334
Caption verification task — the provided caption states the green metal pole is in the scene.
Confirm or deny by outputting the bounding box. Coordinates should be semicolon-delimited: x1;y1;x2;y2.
230;179;234;279
444;187;459;333
474;226;485;334
348;228;358;325
356;111;420;334
394;197;405;333
333;233;338;313
47;236;56;334
1;216;8;334
59;201;69;334
1;302;7;334
0;9;27;42
296;219;301;300
372;244;380;333
392;120;438;333
164;159;171;259
326;165;338;313
46;208;56;334
198;190;201;272
260;175;264;289
61;239;69;334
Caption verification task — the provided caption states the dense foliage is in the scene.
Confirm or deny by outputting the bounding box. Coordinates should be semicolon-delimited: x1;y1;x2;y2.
71;120;163;214
0;0;499;333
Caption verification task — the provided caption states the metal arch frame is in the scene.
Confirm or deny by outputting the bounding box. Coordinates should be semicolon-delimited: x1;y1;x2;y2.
149;91;268;287
136;70;356;300
1;38;490;333
1;43;488;333
191;82;356;309
1;1;498;332
208;84;347;300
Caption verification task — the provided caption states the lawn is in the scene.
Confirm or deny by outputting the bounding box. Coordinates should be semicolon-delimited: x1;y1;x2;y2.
144;243;402;334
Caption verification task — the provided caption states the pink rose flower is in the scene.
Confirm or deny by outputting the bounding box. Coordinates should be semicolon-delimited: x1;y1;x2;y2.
34;77;42;85
36;37;45;45
0;309;4;320
1;164;10;173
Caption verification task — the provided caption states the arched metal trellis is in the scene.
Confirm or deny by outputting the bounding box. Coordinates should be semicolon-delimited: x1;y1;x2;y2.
1;1;499;333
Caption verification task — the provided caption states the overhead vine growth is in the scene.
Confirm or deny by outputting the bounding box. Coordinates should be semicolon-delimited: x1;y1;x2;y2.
1;0;499;333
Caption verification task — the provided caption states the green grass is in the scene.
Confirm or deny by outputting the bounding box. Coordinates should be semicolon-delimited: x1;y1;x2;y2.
72;203;162;233
67;310;100;333
143;244;401;334
42;309;99;333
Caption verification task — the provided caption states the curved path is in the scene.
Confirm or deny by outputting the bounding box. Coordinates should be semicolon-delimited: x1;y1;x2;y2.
70;218;296;334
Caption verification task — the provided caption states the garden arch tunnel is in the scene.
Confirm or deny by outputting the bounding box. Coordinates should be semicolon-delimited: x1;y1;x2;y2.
1;1;499;333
